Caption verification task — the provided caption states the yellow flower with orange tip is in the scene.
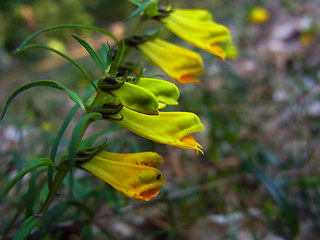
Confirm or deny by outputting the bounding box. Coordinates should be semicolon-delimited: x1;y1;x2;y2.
160;9;231;60
138;38;203;84
249;7;269;24
80;151;165;201
114;107;204;153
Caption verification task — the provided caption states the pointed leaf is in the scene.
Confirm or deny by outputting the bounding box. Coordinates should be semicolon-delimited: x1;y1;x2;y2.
14;44;96;91
15;24;119;52
1;158;55;199
13;215;41;240
127;1;154;20
72;34;106;73
48;82;97;187
1;80;86;120
108;40;125;77
144;2;159;17
100;43;109;67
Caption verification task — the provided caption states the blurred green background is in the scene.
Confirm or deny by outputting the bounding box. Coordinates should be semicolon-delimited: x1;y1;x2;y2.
1;0;320;239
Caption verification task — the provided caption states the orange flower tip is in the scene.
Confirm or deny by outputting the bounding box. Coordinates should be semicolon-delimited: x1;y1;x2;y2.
196;148;204;155
180;135;204;153
179;75;201;84
195;140;204;154
140;188;161;201
210;44;226;60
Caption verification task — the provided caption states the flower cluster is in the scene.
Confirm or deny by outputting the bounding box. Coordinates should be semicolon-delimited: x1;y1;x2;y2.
0;2;235;238
81;74;203;200
78;4;232;201
5;2;232;203
126;8;232;83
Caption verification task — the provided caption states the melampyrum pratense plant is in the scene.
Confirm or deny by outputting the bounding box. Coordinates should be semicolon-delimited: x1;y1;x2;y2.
1;0;232;238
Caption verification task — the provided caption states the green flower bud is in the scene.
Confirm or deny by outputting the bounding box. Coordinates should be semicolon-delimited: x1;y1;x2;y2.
110;82;159;115
136;78;180;109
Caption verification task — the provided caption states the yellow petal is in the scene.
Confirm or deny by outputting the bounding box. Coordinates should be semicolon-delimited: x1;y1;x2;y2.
96;151;163;167
81;151;165;201
114;107;203;151
170;9;213;22
161;9;231;59
139;38;203;84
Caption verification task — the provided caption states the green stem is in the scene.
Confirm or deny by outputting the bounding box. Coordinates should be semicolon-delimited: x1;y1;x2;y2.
123;16;148;58
48;83;96;187
39;163;68;216
132;15;148;35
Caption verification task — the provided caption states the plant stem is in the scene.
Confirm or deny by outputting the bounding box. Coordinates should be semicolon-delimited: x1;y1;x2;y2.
38;163;68;216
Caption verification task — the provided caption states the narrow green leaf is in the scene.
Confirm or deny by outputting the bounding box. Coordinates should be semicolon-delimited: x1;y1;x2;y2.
106;43;114;71
67;112;102;198
15;24;119;52
127;1;154;20
144;2;159;17
1;158;55;199
14;44;97;92
35;203;68;240
72;34;106;73
256;150;279;166
68;112;102;168
48;83;96;186
100;43;109;67
243;159;299;238
13;216;40;240
108;40;125;77
1;80;86;120
25;170;38;218
79;126;121;148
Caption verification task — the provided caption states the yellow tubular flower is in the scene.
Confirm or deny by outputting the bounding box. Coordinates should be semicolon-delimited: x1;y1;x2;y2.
138;38;203;84
161;9;231;60
114;107;204;153
80;151;165;201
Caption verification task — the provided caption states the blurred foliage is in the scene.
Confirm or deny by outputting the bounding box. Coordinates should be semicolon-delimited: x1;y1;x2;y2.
1;0;320;239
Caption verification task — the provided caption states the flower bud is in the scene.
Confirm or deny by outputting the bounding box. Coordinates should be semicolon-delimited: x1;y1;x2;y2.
97;76;124;91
